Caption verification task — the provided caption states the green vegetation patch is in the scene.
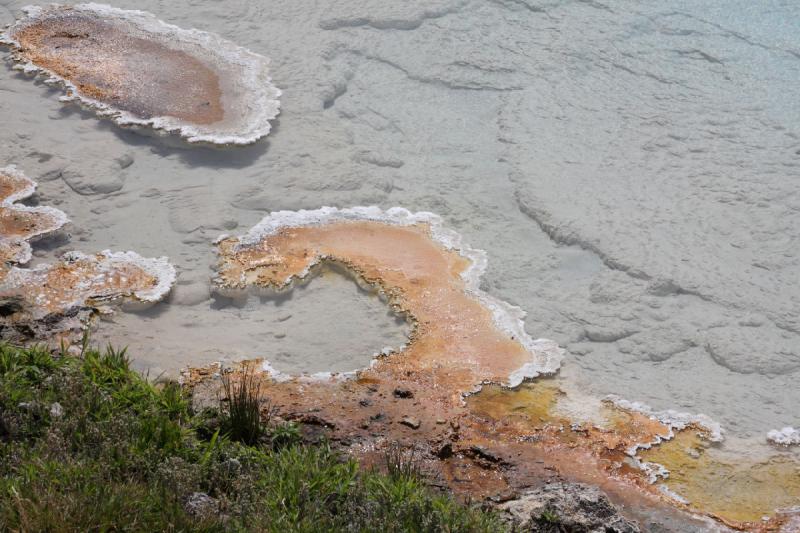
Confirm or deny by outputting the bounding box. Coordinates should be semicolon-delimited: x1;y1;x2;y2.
0;343;502;532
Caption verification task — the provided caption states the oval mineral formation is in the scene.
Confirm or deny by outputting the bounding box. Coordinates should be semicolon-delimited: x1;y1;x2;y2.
1;4;280;145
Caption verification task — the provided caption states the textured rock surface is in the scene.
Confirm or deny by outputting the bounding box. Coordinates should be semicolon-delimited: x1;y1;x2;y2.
0;166;175;342
500;483;640;533
0;250;175;341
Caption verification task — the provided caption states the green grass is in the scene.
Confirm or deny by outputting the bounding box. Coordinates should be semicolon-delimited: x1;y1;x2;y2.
0;343;503;532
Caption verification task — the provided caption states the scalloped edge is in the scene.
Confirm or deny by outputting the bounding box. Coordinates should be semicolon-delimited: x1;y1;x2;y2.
0;164;69;264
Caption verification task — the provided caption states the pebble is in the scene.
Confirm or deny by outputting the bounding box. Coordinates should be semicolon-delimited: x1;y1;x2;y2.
400;416;420;429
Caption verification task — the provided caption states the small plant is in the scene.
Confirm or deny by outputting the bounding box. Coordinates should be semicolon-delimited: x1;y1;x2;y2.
220;366;265;445
270;421;301;450
539;508;560;523
536;508;565;532
384;444;422;481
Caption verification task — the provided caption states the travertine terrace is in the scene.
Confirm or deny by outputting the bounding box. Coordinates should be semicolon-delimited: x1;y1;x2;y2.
0;166;175;342
0;165;67;264
1;4;280;144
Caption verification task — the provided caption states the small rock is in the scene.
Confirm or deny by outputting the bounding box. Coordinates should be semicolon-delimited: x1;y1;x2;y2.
499;483;640;533
359;399;372;407
393;388;414;399
437;442;453;459
436;418;446;425
49;402;63;418
184;492;219;518
400;416;421;430
220;458;241;476
489;490;519;504
290;414;336;429
116;154;134;169
469;445;500;463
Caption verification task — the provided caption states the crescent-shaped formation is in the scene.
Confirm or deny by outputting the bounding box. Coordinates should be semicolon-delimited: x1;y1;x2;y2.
1;4;281;145
215;206;563;389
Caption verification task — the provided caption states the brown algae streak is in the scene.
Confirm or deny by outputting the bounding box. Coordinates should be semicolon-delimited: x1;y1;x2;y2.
1;4;280;144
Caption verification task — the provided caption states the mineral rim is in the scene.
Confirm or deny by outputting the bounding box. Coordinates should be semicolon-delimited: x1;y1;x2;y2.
1;4;281;145
201;207;800;531
0;165;68;264
215;206;564;387
0;166;175;342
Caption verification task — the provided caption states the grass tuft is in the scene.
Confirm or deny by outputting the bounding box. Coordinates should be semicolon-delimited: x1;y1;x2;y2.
220;366;265;445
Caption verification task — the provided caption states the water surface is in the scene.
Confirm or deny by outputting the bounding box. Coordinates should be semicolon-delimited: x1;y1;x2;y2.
1;0;798;447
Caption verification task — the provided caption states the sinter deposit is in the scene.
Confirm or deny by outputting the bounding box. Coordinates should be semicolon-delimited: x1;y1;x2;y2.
3;0;797;443
1;3;280;144
0;166;175;342
190;208;779;530
215;206;563;387
2;0;799;529
0;164;67;263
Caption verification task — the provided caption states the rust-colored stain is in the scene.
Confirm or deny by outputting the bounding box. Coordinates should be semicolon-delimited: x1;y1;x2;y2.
0;166;67;264
204;216;799;531
7;7;224;125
